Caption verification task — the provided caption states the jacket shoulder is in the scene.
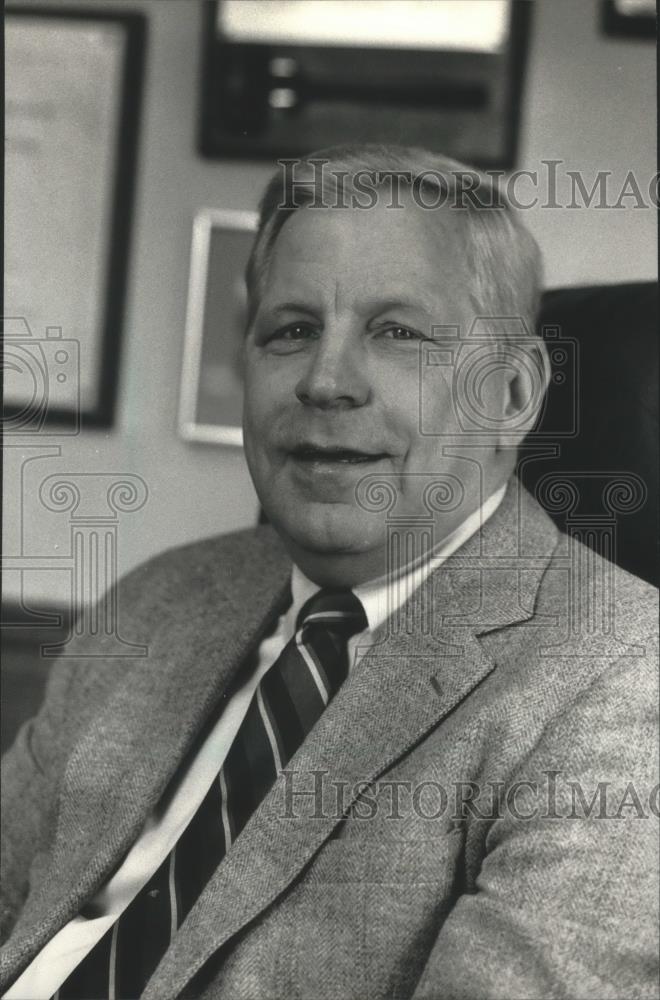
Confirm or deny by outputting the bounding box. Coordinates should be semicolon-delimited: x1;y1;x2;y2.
118;524;289;605
541;531;658;645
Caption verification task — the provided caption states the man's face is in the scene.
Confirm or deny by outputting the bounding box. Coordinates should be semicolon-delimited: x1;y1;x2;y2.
243;199;507;585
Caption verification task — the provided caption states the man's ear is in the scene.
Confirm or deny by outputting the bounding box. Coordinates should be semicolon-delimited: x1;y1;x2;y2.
497;339;551;450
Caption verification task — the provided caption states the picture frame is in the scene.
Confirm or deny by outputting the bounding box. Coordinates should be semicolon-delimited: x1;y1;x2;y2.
178;209;258;446
4;7;146;430
199;0;532;169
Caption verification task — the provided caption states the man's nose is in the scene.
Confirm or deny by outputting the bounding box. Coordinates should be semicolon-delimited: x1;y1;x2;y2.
295;330;371;410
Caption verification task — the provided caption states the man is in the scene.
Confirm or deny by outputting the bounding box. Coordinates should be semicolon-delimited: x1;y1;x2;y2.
1;145;658;1000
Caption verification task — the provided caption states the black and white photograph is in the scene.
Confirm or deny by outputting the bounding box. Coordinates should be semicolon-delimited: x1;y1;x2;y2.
2;2;658;999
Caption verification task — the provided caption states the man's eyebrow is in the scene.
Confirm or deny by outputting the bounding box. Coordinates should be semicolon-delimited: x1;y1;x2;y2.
265;302;320;317
367;297;432;315
282;297;431;311
260;296;435;318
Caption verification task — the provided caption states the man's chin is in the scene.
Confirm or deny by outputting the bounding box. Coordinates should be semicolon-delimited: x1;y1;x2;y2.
267;501;382;556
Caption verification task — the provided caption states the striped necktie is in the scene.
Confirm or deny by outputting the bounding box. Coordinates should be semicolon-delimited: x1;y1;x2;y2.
54;589;367;1000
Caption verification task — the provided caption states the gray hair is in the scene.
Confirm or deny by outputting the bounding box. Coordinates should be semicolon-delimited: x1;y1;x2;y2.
245;143;544;345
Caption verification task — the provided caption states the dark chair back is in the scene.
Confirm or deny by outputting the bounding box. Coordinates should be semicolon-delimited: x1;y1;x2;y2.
519;282;658;586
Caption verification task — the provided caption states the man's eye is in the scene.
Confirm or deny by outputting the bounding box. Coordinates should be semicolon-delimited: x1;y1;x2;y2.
381;325;424;341
272;323;316;341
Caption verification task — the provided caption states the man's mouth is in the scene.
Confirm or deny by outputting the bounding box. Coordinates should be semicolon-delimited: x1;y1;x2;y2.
290;444;389;465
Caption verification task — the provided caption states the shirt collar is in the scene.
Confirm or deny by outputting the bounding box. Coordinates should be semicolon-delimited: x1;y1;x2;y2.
288;482;507;636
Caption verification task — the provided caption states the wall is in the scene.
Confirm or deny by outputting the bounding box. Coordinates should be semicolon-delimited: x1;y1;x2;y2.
518;0;656;287
5;0;656;609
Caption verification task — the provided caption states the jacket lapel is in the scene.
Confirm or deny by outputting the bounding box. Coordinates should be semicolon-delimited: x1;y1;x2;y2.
145;481;559;1000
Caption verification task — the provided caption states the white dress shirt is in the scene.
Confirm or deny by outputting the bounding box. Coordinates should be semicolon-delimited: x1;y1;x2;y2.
6;485;506;1000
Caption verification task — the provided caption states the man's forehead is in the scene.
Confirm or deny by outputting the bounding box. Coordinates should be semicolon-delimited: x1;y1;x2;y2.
261;204;470;311
259;266;441;315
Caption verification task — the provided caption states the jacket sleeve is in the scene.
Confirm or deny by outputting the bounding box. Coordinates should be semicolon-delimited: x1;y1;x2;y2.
0;655;82;943
411;635;660;1000
0;551;165;945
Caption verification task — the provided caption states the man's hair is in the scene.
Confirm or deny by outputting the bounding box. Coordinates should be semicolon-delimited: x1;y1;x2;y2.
245;143;544;345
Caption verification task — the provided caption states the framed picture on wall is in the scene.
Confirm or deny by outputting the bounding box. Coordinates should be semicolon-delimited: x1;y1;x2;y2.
178;209;258;446
4;7;145;429
199;0;532;168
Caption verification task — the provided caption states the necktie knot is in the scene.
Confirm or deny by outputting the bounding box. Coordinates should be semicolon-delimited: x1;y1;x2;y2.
296;588;367;638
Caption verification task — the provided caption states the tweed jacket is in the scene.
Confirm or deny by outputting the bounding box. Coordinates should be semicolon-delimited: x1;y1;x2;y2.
1;481;658;1000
